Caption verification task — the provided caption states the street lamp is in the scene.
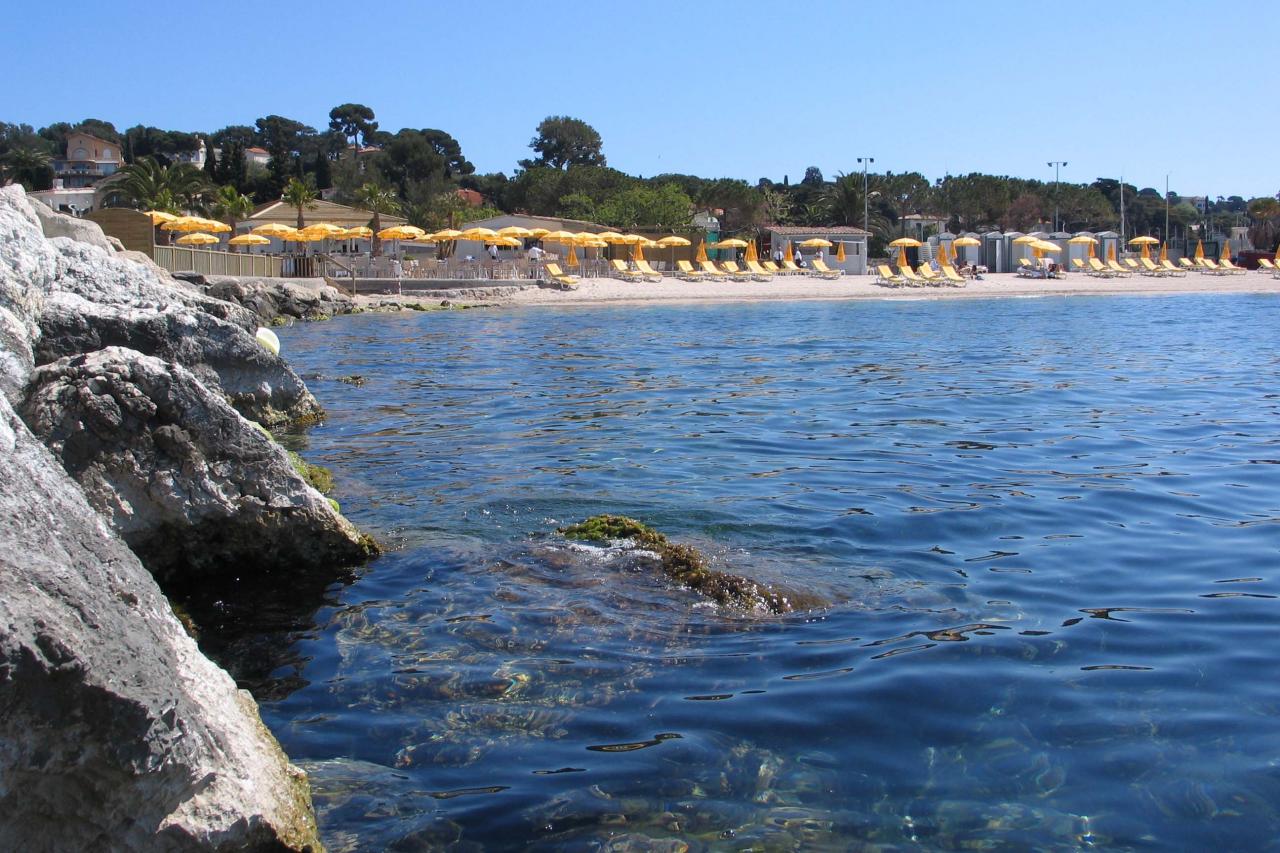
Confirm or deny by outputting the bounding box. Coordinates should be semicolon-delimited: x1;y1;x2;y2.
1164;173;1171;246
857;156;874;235
1047;161;1067;232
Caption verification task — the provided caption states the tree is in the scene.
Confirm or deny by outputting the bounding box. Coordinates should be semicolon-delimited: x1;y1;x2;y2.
352;182;401;256
255;115;315;196
1000;193;1045;232
312;148;332;190
596;183;693;230
1247;197;1280;252
281;176;318;228
418;129;473;178
328;104;378;147
203;146;219;181
1;146;53;190
376;128;449;199
209;185;254;251
100;157;210;211
821;173;891;237
801;166;824;187
524;116;606;170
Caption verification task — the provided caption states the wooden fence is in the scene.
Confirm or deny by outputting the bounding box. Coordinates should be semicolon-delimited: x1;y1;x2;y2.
153;246;282;277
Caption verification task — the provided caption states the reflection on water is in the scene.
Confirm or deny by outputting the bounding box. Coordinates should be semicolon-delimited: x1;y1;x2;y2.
264;295;1280;850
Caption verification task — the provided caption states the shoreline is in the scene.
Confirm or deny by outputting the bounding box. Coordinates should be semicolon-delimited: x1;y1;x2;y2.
361;270;1280;311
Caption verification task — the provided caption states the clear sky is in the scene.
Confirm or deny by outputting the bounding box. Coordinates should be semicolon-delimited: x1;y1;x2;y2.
5;0;1276;199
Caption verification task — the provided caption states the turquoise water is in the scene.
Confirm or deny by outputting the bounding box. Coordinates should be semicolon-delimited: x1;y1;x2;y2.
262;295;1280;850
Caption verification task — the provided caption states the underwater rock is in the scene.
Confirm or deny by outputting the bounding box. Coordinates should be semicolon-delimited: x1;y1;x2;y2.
21;346;378;585
559;515;826;614
0;392;322;852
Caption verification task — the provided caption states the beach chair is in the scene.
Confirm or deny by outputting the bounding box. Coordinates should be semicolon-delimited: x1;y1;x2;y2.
1139;257;1171;277
1016;258;1038;278
1179;257;1198;271
1258;258;1277;273
809;259;842;280
543;262;579;290
1160;259;1188;277
745;259;775;281
632;258;663;281
699;260;731;280
1071;258;1088;274
723;260;767;281
1087;258;1116;277
1219;258;1248;275
940;265;968;286
1106;259;1133;277
1198;258;1229;275
782;260;804;275
875;264;905;287
916;264;945;285
1124;258;1141;272
610;259;644;282
762;260;785;276
897;265;928;287
675;260;705;281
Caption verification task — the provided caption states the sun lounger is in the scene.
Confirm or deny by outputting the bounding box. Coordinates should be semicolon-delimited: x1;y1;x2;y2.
1219;258;1248;275
1124;258;1141;272
809;259;842;280
745;260;775;281
1016;258;1040;278
940;265;967;286
543;262;579;289
1139;257;1171;277
1197;258;1230;275
675;260;705;281
1071;258;1088;273
1106;259;1132;277
1258;258;1277;273
1160;259;1187;276
1087;258;1116;277
916;264;945;285
875;264;905;287
898;265;928;286
611;259;644;282
633;259;664;281
762;261;785;276
723;260;766;281
699;260;731;280
782;260;804;275
1179;257;1198;271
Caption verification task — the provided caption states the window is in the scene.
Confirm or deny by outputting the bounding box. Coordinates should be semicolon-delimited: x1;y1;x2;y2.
102;147;113;159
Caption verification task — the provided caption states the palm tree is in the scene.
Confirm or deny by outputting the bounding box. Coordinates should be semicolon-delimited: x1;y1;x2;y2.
822;173;892;237
100;156;209;211
282;176;318;228
1;146;53;190
1248;197;1280;253
353;182;401;256
209;184;255;251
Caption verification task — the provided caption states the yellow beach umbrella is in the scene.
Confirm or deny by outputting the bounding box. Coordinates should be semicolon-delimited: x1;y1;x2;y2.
460;227;498;240
897;245;908;267
597;231;626;243
175;232;219;246
496;225;532;238
1033;240;1060;252
526;228;550;239
1011;235;1039;245
1128;236;1158;245
1220;240;1231;262
251;222;294;238
1193;239;1204;260
937;242;950;266
798;238;832;248
160;216;211;233
835;241;846;262
1089;240;1096;259
714;238;748;250
745;240;758;263
430;229;462;242
888;237;923;248
146;210;177;225
1107;242;1117;262
228;234;271;246
566;244;579;267
953;236;981;247
344;226;373;239
541;229;576;244
696;239;708;263
782;240;792;263
656;235;690;248
1067;235;1097;244
302;222;344;236
1159;242;1168;262
378;225;424;240
632;240;646;262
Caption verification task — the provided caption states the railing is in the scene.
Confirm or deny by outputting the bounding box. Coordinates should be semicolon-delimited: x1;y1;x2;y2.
153;245;282;277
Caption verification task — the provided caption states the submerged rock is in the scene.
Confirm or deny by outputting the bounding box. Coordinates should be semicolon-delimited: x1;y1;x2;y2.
21;346;378;584
560;515;825;614
0;393;322;851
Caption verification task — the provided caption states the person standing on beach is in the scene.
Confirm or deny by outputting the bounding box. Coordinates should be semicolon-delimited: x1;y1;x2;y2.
773;246;784;265
488;242;499;261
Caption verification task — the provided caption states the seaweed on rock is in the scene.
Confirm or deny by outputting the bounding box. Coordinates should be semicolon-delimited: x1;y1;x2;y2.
560;514;825;615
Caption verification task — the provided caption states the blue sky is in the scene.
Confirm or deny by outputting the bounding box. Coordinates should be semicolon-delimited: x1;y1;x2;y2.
5;0;1276;198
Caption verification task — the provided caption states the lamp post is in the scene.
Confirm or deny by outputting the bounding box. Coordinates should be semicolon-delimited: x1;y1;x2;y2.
857;156;874;235
1047;160;1067;232
1164;173;1170;246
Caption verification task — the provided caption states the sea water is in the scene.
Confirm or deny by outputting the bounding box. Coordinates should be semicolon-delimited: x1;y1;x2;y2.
249;294;1280;850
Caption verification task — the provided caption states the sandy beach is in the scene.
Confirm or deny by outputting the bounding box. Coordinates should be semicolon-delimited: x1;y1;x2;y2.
479;269;1280;308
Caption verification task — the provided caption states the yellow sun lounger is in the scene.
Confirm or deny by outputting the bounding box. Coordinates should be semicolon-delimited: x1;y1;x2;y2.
745;260;775;281
875;264;905;287
723;260;767;281
781;260;804;275
761;261;785;275
1088;258;1117;277
675;260;705;281
699;260;731;279
1258;258;1277;273
610;259;644;282
1160;259;1188;276
543;262;579;289
633;259;664;281
1219;258;1248;275
1106;259;1133;277
916;264;945;285
897;265;928;286
1178;257;1198;270
1138;257;1171;277
940;265;967;286
1197;258;1230;275
808;259;842;280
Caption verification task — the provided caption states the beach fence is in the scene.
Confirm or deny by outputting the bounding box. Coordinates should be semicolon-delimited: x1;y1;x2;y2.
152;245;282;277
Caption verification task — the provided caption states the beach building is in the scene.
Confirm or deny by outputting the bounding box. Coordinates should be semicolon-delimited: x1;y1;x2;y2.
28;181;99;215
765;226;870;275
898;213;949;242
52;132;123;189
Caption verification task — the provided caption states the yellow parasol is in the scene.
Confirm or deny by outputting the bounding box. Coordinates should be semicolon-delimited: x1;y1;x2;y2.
1067;235;1097;244
714;238;748;249
160;216;213;233
496;225;532;238
526;228;550;239
696;239;708;263
1220;240;1231;262
745;239;758;263
798;238;832;248
146;210;177;225
251;222;295;238
953;236;981;247
1194;239;1204;260
1107;242;1117;262
782;240;792;263
835;241;846;262
1159;242;1168;262
175;232;219;246
888;237;922;269
566;244;579;267
378;225;424;240
460;227;498;241
345;226;373;239
937;242;950;266
656;235;690;267
228;234;270;246
631;240;645;262
597;231;626;243
1130;234;1158;260
1089;240;1096;259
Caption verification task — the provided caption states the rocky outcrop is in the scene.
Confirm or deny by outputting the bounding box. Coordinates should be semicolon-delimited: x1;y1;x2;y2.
28;198;115;252
36;292;322;426
194;275;356;324
0;392;323;852
22;347;376;584
0;186;58;403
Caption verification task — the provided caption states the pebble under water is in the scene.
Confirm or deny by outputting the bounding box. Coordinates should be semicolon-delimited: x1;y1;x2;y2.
251;294;1280;851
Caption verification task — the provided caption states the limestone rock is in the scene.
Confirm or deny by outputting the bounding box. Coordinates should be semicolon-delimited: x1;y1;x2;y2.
36;292;322;426
28;198;115;252
0;186;59;402
0;393;322;852
200;276;355;323
22;347;377;585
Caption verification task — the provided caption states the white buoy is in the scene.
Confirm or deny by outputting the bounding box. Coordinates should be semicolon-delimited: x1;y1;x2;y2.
255;327;280;356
